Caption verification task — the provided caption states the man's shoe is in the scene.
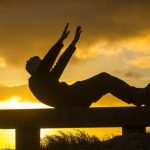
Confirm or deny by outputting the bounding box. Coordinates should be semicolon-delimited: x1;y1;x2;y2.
142;83;150;106
133;83;150;106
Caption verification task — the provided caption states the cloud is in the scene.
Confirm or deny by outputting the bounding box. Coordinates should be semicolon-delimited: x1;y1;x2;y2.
75;41;123;60
125;56;150;69
114;70;143;79
0;84;37;102
0;57;6;67
0;0;150;66
124;71;142;78
114;70;142;78
74;34;150;63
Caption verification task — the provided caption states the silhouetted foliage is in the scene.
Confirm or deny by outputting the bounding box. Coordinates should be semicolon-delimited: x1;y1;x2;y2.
41;131;102;150
41;131;150;150
2;131;150;150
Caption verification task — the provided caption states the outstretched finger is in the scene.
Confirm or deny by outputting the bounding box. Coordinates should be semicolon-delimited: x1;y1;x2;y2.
79;29;82;34
64;23;69;31
76;26;81;32
66;31;70;36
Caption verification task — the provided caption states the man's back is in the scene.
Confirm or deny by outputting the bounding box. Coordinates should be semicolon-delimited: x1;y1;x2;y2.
29;71;70;107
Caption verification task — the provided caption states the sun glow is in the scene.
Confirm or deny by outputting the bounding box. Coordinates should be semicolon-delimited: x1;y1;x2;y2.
0;96;50;109
0;96;53;149
0;57;6;67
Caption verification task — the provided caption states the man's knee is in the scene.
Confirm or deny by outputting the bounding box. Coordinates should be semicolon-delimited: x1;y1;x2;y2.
99;72;110;79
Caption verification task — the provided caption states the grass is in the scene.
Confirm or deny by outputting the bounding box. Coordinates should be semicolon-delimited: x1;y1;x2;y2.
1;131;150;150
41;131;103;150
0;131;106;150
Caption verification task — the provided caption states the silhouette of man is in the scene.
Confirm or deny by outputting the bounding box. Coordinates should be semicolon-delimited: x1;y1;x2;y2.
26;23;150;108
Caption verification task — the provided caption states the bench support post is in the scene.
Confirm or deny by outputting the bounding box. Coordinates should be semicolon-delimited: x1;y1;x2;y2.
16;127;40;150
122;126;146;135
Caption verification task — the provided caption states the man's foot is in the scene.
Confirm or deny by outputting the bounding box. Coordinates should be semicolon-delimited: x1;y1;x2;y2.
133;83;150;106
142;83;150;106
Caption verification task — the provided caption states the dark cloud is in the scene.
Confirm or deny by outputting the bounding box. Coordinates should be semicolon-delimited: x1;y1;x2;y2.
0;0;150;66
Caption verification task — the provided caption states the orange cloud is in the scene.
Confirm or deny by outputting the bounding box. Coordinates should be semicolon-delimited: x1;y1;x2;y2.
0;57;6;67
0;84;36;102
0;0;150;66
125;56;150;69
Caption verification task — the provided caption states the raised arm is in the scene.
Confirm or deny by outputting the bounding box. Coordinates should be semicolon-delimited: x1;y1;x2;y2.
38;23;70;72
51;26;82;80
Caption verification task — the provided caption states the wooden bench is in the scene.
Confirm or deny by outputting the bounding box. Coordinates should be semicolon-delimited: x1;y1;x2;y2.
0;107;150;150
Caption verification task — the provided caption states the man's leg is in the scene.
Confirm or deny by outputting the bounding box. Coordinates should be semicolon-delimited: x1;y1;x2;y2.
71;72;140;106
93;72;139;104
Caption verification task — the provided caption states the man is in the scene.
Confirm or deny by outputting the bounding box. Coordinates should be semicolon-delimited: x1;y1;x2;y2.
26;23;150;108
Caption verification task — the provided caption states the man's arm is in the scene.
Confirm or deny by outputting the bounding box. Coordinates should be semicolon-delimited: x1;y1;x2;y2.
38;23;70;72
51;26;82;80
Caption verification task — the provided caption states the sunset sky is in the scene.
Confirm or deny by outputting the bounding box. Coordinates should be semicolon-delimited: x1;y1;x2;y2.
0;0;150;148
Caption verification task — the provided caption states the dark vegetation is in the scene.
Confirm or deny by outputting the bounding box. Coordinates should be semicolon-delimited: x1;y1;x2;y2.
1;131;150;150
40;131;150;150
1;131;108;150
41;131;103;150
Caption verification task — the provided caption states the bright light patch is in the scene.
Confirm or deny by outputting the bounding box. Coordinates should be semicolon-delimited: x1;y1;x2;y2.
0;57;6;67
5;82;27;87
75;33;150;64
0;97;51;149
75;41;122;60
0;96;50;109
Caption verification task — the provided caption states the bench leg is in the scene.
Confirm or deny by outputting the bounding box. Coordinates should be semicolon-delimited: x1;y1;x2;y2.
16;127;40;150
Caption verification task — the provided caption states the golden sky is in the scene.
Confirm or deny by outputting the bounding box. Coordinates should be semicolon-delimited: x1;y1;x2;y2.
0;0;150;105
0;0;150;148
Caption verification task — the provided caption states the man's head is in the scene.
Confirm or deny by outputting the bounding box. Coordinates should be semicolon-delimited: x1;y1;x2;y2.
26;56;41;75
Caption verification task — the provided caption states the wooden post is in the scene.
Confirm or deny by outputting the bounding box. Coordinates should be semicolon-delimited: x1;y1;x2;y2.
16;127;40;150
122;126;146;135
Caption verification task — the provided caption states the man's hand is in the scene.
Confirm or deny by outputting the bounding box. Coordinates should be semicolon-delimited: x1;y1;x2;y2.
72;26;82;46
59;23;70;43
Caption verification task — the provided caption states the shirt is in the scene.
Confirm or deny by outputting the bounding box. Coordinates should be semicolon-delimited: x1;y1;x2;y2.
29;41;76;107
